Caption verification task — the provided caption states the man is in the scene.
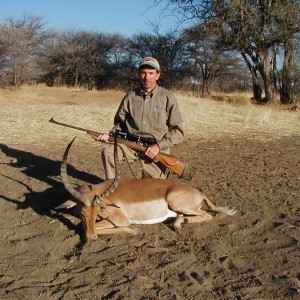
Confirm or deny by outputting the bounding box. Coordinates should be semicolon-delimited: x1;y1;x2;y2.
97;57;184;179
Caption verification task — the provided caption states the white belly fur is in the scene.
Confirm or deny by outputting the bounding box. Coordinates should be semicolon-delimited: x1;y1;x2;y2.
130;209;178;225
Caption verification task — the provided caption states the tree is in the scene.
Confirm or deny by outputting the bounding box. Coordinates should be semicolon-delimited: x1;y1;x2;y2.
100;34;134;89
182;24;245;95
43;30;130;89
163;0;300;103
278;5;300;103
0;14;51;87
43;30;98;87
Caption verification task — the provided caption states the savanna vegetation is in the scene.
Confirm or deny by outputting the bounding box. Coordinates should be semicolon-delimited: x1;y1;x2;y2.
0;0;299;104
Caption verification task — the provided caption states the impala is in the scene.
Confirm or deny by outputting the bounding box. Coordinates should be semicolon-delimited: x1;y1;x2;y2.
58;137;236;239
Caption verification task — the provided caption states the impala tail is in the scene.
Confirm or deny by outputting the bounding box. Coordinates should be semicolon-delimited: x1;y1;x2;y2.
203;197;237;216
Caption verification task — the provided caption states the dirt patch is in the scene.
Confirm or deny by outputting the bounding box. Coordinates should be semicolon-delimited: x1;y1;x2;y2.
0;87;299;299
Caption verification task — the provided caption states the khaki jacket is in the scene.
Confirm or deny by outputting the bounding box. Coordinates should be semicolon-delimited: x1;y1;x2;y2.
113;85;184;150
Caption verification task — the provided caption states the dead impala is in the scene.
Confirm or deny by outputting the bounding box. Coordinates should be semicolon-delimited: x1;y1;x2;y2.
58;137;236;240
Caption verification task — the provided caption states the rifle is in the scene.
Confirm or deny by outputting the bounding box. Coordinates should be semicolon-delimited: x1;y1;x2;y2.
49;118;186;177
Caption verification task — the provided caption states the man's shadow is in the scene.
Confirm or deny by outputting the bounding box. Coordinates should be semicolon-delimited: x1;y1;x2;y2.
0;143;103;241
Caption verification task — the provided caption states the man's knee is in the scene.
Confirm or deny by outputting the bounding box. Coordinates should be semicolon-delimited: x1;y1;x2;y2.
101;145;114;161
102;144;115;155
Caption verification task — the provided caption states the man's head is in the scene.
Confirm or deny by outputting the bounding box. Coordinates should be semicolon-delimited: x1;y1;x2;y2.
138;57;160;93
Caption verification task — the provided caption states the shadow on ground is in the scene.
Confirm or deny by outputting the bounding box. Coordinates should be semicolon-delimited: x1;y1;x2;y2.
0;143;104;239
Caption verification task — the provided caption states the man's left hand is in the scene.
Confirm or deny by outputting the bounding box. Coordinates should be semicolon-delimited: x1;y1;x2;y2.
145;143;160;159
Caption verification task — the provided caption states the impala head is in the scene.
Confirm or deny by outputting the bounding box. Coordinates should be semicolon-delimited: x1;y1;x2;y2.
60;136;121;239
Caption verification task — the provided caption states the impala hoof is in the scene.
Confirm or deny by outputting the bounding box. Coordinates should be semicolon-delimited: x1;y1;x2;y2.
132;228;143;236
85;233;98;240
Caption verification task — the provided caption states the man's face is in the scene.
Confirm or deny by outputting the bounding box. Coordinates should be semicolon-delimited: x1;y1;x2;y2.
139;67;160;92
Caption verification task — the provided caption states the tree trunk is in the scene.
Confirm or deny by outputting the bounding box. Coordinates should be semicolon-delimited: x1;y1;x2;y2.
253;77;262;101
280;38;294;104
241;51;262;102
201;80;205;96
258;50;276;102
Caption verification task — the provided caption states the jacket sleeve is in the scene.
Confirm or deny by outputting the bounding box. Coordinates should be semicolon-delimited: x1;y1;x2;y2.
112;94;129;132
156;93;184;150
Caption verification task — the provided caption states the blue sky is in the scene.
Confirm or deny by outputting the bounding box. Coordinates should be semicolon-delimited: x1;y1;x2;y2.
0;0;182;36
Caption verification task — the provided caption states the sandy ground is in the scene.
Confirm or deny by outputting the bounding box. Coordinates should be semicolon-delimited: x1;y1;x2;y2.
0;87;299;299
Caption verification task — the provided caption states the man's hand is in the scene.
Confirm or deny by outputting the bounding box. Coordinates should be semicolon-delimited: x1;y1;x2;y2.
145;143;160;159
97;132;159;159
96;133;110;142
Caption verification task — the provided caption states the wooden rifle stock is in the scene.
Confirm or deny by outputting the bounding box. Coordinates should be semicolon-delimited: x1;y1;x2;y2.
49;118;186;177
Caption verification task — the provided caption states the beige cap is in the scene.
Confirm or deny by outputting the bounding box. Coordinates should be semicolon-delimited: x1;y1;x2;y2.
139;57;160;71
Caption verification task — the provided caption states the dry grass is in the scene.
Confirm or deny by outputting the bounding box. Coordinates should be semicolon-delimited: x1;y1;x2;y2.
1;86;299;150
178;91;300;141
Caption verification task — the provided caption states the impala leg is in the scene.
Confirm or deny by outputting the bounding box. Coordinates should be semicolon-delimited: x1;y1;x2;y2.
174;211;213;232
95;220;141;235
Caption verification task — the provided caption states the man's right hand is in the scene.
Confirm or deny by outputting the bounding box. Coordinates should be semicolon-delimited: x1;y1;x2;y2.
96;133;110;142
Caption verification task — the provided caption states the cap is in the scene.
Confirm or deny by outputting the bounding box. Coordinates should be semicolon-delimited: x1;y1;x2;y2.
139;57;160;71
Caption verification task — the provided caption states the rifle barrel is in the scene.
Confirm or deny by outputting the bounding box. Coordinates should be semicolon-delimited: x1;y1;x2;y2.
49;118;90;132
